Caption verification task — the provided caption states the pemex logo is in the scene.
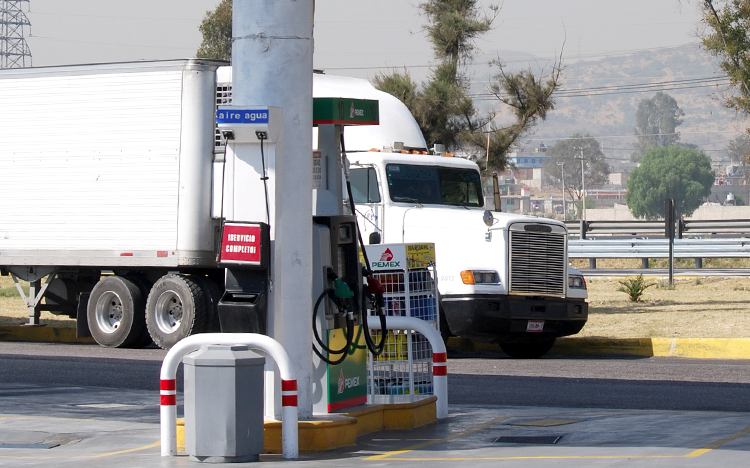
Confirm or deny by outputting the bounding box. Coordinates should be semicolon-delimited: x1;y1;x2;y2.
372;247;400;268
337;369;345;394
380;248;393;261
350;102;355;119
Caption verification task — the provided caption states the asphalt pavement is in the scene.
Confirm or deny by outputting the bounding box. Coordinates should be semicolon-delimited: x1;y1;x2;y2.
2;342;750;467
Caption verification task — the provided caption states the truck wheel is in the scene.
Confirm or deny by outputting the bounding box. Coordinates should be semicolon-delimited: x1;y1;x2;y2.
87;276;146;348
439;306;452;345
500;339;556;359
126;275;155;348
146;274;207;349
193;276;222;332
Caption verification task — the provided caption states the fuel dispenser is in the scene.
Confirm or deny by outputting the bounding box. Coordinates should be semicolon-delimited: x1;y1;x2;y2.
215;106;282;334
311;98;388;413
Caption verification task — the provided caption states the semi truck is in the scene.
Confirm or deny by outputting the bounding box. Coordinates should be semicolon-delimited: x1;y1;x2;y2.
309;74;589;358
0;59;587;357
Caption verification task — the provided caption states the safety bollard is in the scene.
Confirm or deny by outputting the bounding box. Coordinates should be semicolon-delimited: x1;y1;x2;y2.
160;333;298;459
366;316;448;419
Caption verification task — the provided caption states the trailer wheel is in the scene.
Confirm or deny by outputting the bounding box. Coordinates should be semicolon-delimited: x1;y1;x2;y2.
146;274;207;349
499;339;556;359
87;276;146;348
126;275;155;348
193;276;222;332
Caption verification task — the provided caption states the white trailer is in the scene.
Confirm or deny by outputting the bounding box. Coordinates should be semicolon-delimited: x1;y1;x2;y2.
0;60;225;348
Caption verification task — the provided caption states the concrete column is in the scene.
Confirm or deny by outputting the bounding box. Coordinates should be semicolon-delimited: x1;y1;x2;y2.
232;0;315;419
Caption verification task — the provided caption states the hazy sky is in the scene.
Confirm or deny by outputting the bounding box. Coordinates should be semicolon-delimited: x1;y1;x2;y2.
21;0;703;81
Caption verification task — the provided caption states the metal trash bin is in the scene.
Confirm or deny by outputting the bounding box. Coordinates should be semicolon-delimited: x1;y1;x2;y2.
184;344;265;463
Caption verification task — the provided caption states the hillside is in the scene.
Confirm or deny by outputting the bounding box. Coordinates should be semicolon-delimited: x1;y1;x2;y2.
467;43;745;168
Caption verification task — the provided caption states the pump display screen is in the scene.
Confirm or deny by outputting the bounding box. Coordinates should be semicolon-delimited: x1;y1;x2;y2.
385;164;483;207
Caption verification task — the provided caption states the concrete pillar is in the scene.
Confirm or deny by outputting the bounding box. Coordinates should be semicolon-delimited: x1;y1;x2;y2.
232;0;315;419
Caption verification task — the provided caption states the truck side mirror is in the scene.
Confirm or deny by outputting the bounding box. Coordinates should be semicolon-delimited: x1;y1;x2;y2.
369;232;381;245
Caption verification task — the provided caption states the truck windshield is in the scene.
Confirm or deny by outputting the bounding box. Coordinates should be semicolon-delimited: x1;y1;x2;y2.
385;164;483;207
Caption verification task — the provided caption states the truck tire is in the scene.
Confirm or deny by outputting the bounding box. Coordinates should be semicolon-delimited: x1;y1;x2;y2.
126;275;155;348
439;305;452;345
193;276;222;332
500;339;556;359
146;274;207;349
87;276;146;348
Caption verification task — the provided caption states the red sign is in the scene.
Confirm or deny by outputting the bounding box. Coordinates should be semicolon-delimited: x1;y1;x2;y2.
220;223;263;265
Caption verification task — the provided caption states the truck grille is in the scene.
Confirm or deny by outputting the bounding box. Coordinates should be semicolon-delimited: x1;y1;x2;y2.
509;226;566;296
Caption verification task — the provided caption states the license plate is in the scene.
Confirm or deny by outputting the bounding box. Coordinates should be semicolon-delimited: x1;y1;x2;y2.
526;320;544;332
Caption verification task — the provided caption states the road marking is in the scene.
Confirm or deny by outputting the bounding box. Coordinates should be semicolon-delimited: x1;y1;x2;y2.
365;415;510;460
0;415;160;459
89;441;161;458
0;441;160;460
366;417;750;462
685;423;750;457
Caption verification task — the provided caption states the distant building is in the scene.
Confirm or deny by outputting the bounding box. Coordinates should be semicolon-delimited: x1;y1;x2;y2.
506;143;550;168
503;143;549;189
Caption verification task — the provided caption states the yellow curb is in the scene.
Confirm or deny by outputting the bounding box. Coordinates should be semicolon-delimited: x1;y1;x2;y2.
0;325;94;344
448;336;750;359
176;396;437;454
553;337;750;359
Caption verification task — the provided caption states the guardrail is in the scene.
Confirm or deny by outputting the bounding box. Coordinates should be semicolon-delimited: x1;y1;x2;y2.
565;219;750;238
569;238;750;259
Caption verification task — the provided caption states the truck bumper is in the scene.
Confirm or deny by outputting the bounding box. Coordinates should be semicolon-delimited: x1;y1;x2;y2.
441;294;588;343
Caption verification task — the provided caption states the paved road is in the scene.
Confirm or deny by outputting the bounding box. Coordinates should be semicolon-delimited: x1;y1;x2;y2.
2;342;750;467
448;352;750;412
3;342;750;411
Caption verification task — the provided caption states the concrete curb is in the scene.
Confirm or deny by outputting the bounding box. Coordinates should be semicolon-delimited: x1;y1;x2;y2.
0;325;94;344
447;336;750;360
175;396;438;453
3;325;750;360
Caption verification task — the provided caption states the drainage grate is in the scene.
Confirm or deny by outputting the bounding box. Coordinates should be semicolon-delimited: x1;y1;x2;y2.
0;443;60;449
510;419;580;427
75;403;138;409
493;435;561;444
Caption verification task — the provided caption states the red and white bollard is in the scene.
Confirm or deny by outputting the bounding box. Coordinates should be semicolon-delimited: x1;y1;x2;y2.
367;316;449;419
159;333;298;459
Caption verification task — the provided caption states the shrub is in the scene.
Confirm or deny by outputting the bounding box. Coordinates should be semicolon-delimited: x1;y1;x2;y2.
618;274;655;302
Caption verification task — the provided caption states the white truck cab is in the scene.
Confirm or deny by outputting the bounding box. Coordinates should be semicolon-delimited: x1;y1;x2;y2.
313;73;588;358
346;150;588;357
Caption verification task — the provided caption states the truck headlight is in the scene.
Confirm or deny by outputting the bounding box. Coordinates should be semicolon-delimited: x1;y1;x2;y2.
460;270;500;285
569;275;587;289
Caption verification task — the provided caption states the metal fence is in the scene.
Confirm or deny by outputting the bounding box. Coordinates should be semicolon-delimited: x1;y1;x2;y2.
565;219;750;239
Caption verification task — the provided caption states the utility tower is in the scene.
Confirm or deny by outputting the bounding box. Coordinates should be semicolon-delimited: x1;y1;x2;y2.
0;0;32;68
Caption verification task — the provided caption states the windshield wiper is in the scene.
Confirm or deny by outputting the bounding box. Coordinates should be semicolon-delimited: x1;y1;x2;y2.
392;196;420;203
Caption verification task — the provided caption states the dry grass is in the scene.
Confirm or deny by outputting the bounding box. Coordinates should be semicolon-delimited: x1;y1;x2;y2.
0;276;76;328
3;274;750;338
581;276;750;338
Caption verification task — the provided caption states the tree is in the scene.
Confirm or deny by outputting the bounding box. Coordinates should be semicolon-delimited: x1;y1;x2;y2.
196;0;232;61
626;146;714;219
701;1;750;116
631;92;684;162
727;133;750;165
544;133;610;215
375;0;562;172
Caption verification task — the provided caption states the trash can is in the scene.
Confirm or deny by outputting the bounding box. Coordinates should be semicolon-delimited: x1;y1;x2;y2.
184;344;265;463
